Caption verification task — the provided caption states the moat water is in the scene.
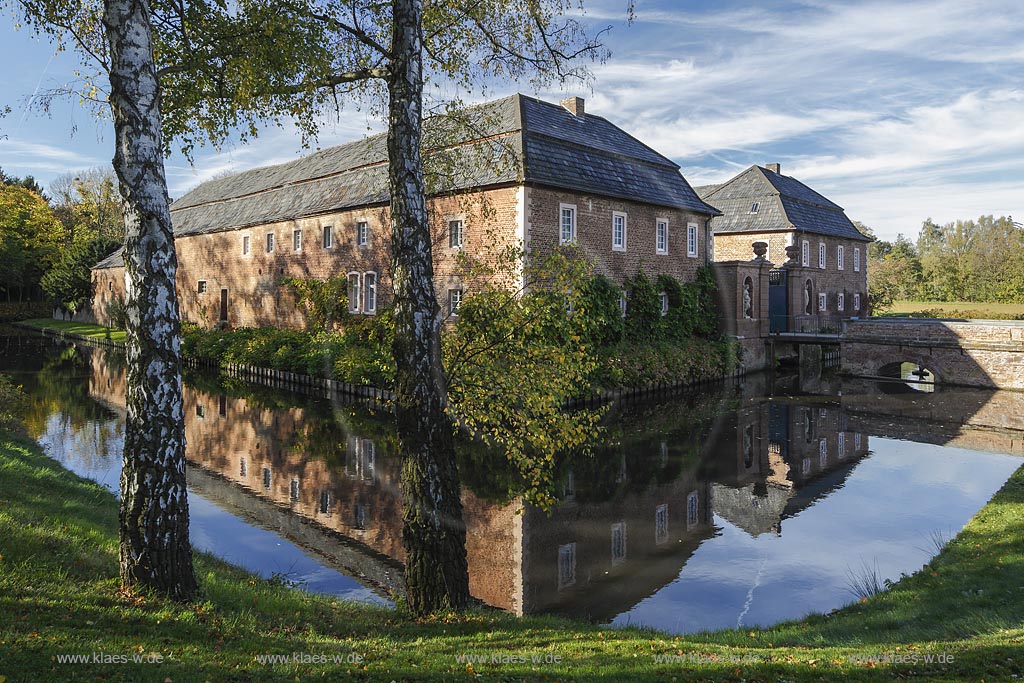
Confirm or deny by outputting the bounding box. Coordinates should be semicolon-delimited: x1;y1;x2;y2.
3;326;1021;634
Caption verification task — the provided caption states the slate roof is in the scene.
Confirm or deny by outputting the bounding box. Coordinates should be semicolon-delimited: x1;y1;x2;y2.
163;94;717;242
697;165;869;242
94;250;123;270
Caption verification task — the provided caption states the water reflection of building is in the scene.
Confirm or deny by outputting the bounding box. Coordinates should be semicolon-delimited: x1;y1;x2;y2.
709;400;869;536
86;348;719;618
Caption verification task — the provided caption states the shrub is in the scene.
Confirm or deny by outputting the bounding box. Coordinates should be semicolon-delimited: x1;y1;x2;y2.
623;270;661;342
0;374;28;435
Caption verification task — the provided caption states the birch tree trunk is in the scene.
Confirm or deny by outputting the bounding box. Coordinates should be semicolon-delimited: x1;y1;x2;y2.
388;0;470;615
103;0;197;601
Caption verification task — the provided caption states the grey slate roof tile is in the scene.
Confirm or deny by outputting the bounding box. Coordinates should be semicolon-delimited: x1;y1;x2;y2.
698;165;869;242
165;94;717;239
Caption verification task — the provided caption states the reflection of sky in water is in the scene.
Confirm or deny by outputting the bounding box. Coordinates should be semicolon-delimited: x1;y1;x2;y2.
612;439;1020;634
35;409;388;607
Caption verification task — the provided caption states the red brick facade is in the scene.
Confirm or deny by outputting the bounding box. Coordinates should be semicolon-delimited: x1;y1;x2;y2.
715;231;869;318
87;184;712;329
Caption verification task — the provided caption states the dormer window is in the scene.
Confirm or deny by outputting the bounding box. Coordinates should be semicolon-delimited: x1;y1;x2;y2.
750;202;760;214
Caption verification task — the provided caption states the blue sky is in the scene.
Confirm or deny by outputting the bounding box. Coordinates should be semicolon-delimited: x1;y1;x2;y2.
2;0;1022;241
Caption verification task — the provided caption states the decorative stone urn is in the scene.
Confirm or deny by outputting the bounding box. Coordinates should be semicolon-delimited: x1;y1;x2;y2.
784;244;801;266
752;241;768;261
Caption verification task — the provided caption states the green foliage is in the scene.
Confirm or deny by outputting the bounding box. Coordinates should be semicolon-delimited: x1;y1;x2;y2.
0;374;28;435
592;339;732;390
0;184;65;300
280;275;350;331
181;315;395;387
444;247;605;510
867;215;1024;307
105;296;128;331
623;269;660;340
0;301;53;322
578;274;623;346
41;233;120;312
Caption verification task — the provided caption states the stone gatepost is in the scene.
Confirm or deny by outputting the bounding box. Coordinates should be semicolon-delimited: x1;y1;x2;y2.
712;242;775;371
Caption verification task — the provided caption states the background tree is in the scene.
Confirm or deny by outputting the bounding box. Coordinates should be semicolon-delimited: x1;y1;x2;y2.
0;183;64;302
42;169;124;313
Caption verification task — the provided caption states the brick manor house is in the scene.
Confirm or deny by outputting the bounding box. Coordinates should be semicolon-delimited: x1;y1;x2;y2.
697;164;871;323
86;94;721;328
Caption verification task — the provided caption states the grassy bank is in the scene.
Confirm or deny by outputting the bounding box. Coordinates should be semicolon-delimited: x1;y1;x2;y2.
2;431;1023;681
885;301;1024;320
17;317;127;344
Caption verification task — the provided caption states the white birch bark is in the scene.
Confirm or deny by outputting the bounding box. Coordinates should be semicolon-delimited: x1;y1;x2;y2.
103;0;196;600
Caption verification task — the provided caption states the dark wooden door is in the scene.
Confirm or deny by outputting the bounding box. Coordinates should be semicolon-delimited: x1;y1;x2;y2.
768;269;788;333
219;288;228;322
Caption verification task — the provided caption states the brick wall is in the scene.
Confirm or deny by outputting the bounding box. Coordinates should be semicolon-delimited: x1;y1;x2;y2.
525;186;711;286
85;184;716;329
717;232;869;320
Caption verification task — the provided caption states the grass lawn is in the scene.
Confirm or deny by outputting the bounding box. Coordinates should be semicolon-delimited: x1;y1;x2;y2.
888;301;1024;318
16;318;126;344
1;432;1023;681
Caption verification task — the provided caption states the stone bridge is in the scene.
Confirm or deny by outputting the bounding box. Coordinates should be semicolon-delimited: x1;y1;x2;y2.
841;318;1024;390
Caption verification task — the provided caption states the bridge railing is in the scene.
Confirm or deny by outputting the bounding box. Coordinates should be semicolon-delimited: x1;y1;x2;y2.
770;314;848;336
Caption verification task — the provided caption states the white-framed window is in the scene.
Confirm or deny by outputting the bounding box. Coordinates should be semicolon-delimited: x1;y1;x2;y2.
802;240;810;266
854;293;861;311
293;229;302;252
854;247;861;272
656;219;668;255
686;491;699;529
686;222;698;257
660;291;669;316
655;504;668;545
855;432;862;449
197;280;208;294
818;292;827;312
322;225;333;249
819;438;828;467
195;404;205;419
818;242;826;269
612;211;627;251
448;288;463;317
266;233;275;253
838;432;846;458
618;292;627;318
838;293;845;310
356;220;369;247
802;458;811;475
290;478;300;503
347;272;361;314
242;235;251;256
559;203;576;244
448;218;464;249
750;201;760;214
558;543;576;588
363;272;377;314
837;245;844;270
611;522;627;565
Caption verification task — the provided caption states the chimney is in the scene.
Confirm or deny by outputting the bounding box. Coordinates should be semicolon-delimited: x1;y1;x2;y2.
561;96;585;117
765;163;781;174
